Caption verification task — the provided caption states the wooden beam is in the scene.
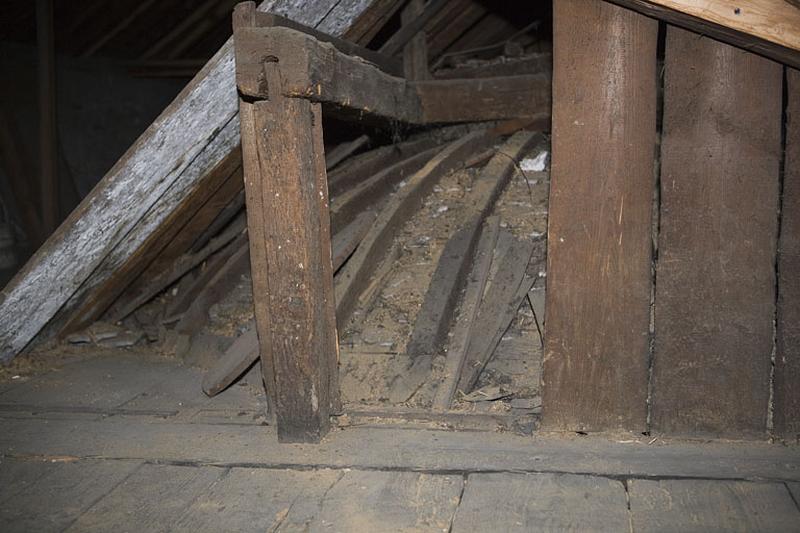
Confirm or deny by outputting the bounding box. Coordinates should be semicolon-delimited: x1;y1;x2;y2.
401;0;429;80
776;67;800;439
453;236;536;398
390;132;543;402
379;0;448;57
253;12;402;76
605;0;800;69
330;146;439;233
68;148;243;331
432;216;499;410
542;0;657;432
235;2;338;441
325;134;370;170
414;75;551;123
327;137;439;197
334;130;499;328
36;0;57;237
651;27;782;437
234;26;417;121
140;0;223;60
0;0;379;364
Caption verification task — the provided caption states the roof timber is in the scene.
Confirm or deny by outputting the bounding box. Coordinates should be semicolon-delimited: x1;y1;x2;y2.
606;0;800;69
0;0;384;364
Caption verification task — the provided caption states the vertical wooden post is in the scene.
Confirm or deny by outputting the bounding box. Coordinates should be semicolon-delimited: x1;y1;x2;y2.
36;0;58;236
652;28;782;437
234;2;339;442
542;0;657;432
774;68;799;440
402;0;429;80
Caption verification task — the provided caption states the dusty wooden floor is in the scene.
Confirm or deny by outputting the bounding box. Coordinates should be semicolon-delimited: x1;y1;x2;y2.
1;352;799;532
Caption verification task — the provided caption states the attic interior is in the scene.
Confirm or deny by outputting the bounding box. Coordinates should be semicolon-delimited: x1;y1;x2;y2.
1;0;800;530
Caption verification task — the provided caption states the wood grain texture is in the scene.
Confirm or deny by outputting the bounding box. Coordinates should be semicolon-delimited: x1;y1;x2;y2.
605;0;800;69
651;27;782;437
415;75;551;124
542;0;657;432
628;479;800;532
0;0;373;364
776;68;800;439
433;217;499;410
334;130;497;328
67;464;224;532
451;473;630;532
240;91;337;441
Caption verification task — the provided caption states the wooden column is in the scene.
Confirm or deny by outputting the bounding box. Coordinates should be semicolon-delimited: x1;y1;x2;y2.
652;28;782;437
542;0;657;432
36;0;57;236
402;0;429;80
234;3;338;443
775;68;800;440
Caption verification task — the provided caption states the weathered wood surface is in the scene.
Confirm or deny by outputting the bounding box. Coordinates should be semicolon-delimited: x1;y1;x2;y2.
380;0;447;57
327;137;439;197
203;208;388;398
391;132;542;403
0;459;141;532
605;0;800;69
432;217;499;410
628;479;800;532
451;473;630;532
66;464;224;533
776;68;800;439
453;237;536;398
237;58;337;442
400;0;429;80
406;132;542;360
113;214;247;322
415;75;551;123
71;147;244;331
330;146;439;232
334;130;498;328
651;28;782;437
254;11;402;75
542;0;657;432
234;26;417;120
434;53;552;80
325;134;370;170
0;0;379;364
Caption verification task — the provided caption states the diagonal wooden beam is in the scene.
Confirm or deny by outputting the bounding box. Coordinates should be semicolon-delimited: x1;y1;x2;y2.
605;0;800;68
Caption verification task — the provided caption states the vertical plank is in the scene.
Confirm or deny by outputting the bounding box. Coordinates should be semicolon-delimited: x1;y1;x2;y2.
402;0;429;80
36;0;57;236
542;0;657;432
236;6;338;440
775;68;800;439
652;28;782;437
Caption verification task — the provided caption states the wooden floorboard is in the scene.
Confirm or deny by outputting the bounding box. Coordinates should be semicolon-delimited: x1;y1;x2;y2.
628;479;800;532
170;467;342;531
66;464;224;533
451;472;629;532
0;458;140;533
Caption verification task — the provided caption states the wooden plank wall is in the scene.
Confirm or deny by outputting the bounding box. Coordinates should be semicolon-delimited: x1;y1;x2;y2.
775;68;800;439
651;27;782;437
542;0;657;432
